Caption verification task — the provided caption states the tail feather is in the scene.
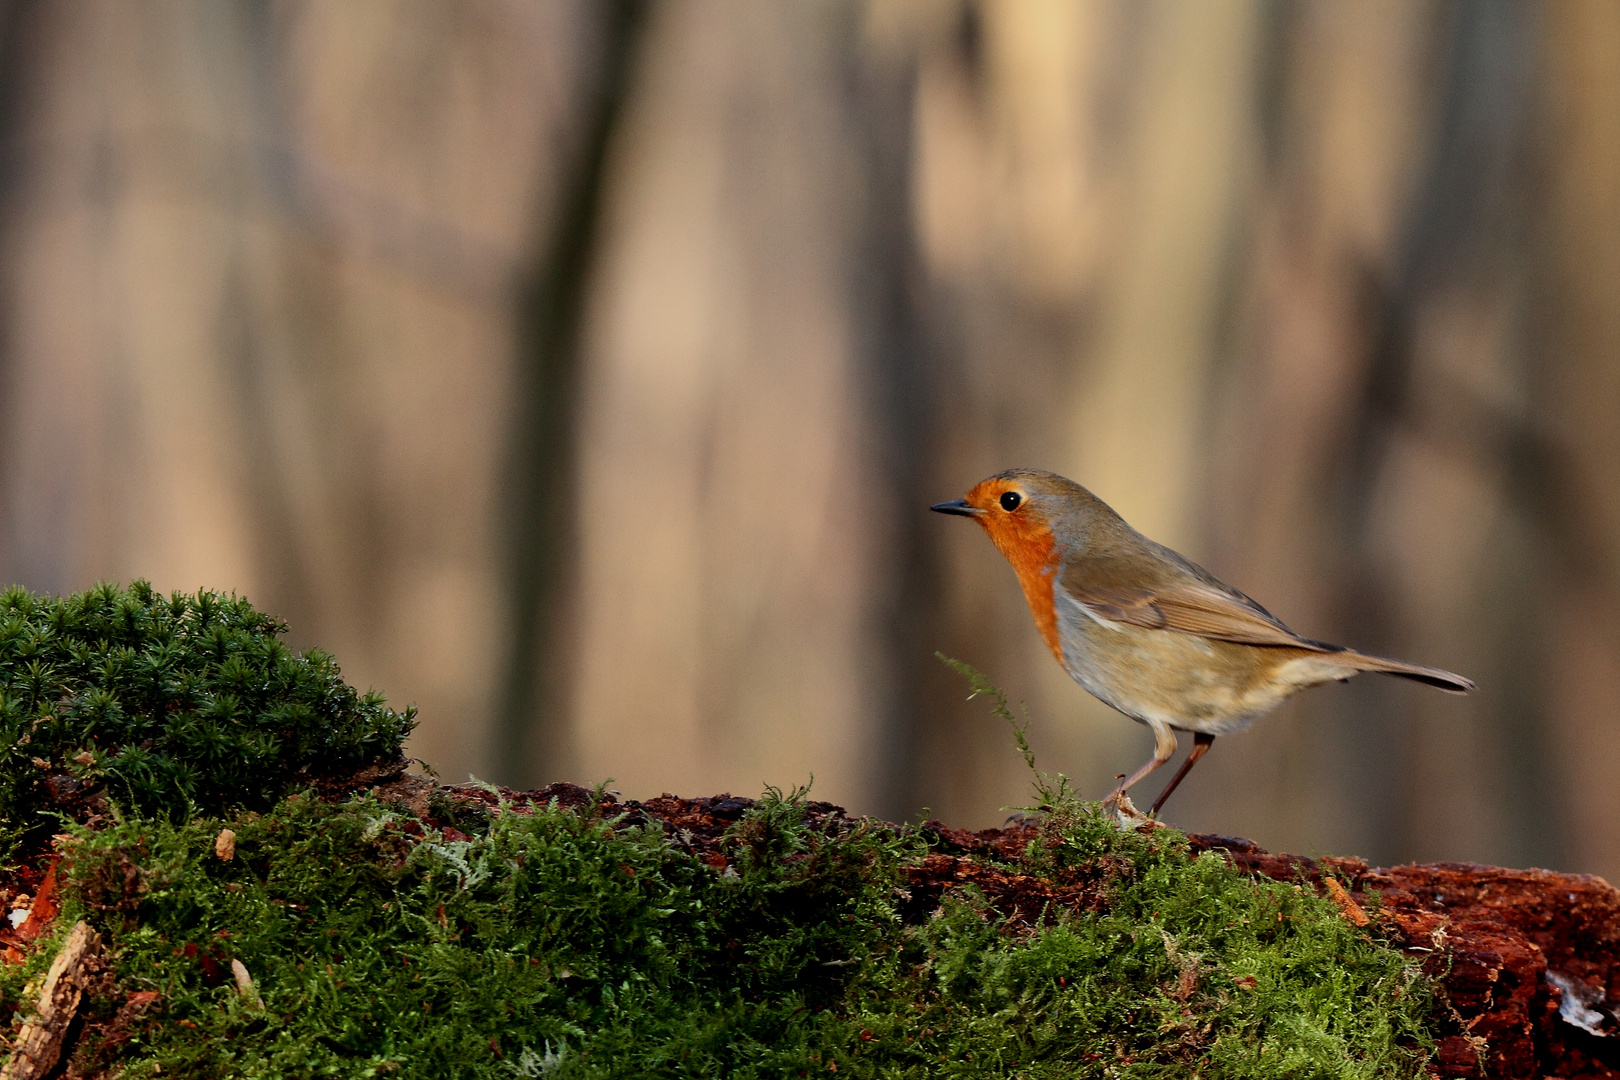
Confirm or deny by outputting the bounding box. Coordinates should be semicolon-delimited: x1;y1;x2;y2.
1344;651;1475;694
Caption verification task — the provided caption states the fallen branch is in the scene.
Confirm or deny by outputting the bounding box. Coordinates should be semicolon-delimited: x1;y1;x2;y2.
0;921;100;1080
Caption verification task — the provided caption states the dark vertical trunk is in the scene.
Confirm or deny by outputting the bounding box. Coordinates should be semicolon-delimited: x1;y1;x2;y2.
840;20;939;824
494;0;650;788
1337;0;1545;865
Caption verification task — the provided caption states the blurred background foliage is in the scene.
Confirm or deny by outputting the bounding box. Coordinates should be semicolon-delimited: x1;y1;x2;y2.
0;0;1614;878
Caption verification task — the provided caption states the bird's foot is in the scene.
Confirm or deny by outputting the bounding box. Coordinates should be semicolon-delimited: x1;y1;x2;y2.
1101;790;1165;832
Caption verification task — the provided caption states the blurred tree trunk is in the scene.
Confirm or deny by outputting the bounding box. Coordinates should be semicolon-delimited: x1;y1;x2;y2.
1197;0;1550;869
1536;0;1620;881
561;1;906;810
493;0;648;790
0;1;590;785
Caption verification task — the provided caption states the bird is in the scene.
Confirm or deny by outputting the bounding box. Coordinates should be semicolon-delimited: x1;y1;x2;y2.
931;468;1473;818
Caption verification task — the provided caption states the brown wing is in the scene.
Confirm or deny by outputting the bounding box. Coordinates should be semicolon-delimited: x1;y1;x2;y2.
1064;569;1332;652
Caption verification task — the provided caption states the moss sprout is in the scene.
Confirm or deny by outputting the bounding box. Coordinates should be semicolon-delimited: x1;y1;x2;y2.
0;582;414;855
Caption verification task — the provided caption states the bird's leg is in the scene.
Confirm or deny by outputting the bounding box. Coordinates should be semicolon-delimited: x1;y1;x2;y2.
1149;732;1214;817
1103;722;1179;810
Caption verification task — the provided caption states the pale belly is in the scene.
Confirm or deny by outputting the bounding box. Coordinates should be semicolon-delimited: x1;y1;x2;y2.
1053;597;1350;735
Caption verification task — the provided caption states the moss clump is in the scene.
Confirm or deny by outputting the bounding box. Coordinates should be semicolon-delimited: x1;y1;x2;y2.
861;817;1432;1078
37;786;1434;1079
0;582;414;855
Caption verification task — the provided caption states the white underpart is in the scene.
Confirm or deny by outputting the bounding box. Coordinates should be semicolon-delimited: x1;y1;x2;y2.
1052;590;1138;716
1068;593;1125;632
1050;588;1352;736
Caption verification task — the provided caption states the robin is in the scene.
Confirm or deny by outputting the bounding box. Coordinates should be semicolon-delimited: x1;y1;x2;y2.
932;468;1473;817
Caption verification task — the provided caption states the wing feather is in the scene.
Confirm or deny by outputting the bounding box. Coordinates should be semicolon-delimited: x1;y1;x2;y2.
1066;577;1331;652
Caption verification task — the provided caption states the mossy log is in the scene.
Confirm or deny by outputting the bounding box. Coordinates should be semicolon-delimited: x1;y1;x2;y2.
1;781;1613;1079
0;584;1611;1078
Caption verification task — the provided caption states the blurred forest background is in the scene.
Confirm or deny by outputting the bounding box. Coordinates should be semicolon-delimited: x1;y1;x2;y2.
0;0;1615;878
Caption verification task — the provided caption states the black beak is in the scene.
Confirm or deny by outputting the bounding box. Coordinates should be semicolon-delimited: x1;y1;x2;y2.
930;499;981;517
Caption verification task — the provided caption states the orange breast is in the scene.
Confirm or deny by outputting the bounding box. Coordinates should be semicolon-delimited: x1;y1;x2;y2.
983;518;1064;664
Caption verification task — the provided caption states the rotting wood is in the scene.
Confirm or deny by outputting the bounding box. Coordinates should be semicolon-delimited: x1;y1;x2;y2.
0;920;100;1080
517;781;1620;1079
1324;876;1370;927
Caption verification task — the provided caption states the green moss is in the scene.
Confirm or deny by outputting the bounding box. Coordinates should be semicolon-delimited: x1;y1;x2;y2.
0;582;414;854
41;788;1433;1079
852;814;1435;1078
49;788;891;1077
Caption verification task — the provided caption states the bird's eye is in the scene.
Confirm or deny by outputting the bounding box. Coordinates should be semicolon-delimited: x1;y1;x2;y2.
999;491;1022;512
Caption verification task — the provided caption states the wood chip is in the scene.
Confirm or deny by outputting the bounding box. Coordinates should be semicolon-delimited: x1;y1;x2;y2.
214;828;237;861
0;921;100;1079
14;862;60;942
1325;876;1370;927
